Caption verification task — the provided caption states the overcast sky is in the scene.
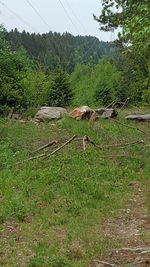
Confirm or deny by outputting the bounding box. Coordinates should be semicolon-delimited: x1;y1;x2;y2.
0;0;114;41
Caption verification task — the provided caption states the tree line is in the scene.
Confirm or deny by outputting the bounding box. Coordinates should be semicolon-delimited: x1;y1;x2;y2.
4;29;113;73
0;0;149;115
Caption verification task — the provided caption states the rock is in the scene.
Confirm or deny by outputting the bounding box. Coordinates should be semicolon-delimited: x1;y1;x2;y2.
35;107;67;122
69;106;117;121
11;113;21;120
125;114;150;121
69;106;94;120
94;108;118;119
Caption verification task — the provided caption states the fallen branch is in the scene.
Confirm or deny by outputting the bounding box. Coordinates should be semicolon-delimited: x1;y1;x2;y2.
106;99;118;109
8;107;14;119
43;135;77;159
86;136;97;147
16;152;46;164
120;97;130;110
110;118;150;136
82;136;87;151
99;154;129;158
96;140;144;149
114;247;150;252
31;140;57;154
93;260;116;267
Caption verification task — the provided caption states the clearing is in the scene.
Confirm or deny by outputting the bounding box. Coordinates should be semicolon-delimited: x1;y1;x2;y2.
0;109;150;266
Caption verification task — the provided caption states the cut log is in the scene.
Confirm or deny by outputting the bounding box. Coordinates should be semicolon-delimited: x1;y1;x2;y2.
125;114;150;121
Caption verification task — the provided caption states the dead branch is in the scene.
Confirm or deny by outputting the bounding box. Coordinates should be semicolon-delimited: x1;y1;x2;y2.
96;140;144;149
99;154;129;158
83;136;87;151
31;140;57;154
43;135;77;159
86;136;97;147
110;118;150;137
16;152;46;164
106;99;118;109
8;107;14;119
83;136;144;149
93;260;116;267
114;247;150;252
120;97;130;110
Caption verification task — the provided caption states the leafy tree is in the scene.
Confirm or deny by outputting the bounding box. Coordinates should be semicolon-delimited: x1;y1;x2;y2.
93;57;123;106
23;70;51;107
0;30;31;109
95;0;150;52
94;0;150;104
71;57;123;107
47;67;73;107
70;63;95;106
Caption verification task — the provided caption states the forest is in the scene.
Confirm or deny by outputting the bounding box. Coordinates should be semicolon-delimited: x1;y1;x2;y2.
0;0;149;114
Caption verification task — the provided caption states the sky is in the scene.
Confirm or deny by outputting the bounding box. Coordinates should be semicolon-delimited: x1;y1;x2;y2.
0;0;114;41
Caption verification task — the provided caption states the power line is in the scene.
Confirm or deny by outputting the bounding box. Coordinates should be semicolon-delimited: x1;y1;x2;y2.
64;0;89;35
25;0;101;64
57;0;80;35
0;0;37;32
59;0;101;63
57;0;101;63
25;0;51;31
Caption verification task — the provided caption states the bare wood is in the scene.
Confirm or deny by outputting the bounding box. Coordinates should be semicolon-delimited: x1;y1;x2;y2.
93;260;116;267
8;107;14;119
83;136;87;151
31;140;57;154
16;152;46;165
86;136;97;147
106;99;118;108
99;154;129;158
96;140;144;149
96;261;116;267
43;135;77;159
120;97;130;110
110;118;150;136
114;247;150;252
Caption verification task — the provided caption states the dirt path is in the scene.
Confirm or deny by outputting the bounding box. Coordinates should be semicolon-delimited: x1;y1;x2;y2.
90;180;150;267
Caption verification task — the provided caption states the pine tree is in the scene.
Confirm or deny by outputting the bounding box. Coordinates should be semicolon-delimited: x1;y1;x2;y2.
48;67;73;107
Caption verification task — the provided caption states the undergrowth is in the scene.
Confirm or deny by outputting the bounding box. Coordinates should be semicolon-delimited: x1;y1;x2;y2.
0;113;150;266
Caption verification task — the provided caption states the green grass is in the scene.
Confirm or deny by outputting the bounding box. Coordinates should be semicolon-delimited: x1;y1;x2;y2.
0;113;150;266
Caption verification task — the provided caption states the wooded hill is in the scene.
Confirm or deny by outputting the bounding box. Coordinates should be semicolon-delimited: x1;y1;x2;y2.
4;29;114;73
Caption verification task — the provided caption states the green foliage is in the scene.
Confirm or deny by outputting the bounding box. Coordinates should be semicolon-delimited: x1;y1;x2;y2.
70;63;95;106
93;57;123;106
142;59;150;104
0;29;32;109
4;29;113;73
47;67;73;107
23;70;51;107
96;0;150;52
95;0;150;105
71;57;123;106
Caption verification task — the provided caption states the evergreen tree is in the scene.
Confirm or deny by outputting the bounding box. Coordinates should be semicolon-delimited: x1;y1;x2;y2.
48;67;73;107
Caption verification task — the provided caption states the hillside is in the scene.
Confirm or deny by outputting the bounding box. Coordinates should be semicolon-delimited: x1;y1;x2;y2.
0;109;150;266
4;29;114;73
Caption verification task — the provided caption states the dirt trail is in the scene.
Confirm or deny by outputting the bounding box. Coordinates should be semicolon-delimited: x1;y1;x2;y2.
90;181;150;267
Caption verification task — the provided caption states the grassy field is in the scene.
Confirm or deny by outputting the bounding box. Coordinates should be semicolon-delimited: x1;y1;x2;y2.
0;111;150;266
